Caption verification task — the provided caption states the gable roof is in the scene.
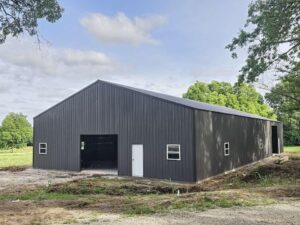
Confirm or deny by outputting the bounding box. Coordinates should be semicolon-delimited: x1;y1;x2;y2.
100;80;275;121
35;80;276;121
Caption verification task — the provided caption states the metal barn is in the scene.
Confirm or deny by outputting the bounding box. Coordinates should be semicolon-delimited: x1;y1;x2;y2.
33;80;283;182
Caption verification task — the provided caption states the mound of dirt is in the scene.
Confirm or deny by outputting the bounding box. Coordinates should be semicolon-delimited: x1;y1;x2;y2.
241;159;300;182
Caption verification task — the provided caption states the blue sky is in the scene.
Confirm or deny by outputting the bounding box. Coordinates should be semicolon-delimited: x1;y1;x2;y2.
39;0;249;76
0;0;251;122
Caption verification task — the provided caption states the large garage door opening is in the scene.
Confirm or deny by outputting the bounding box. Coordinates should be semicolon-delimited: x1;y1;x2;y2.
80;135;118;171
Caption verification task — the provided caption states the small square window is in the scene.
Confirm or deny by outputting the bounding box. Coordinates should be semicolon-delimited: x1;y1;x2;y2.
224;142;230;156
258;138;264;150
39;143;47;155
167;144;181;160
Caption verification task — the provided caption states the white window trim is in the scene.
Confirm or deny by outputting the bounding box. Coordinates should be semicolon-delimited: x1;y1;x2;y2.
224;142;230;156
258;138;264;150
166;144;181;161
39;143;47;155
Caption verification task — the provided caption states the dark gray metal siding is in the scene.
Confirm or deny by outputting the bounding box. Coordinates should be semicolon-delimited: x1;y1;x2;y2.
102;80;272;120
194;110;283;181
34;81;195;182
278;122;284;152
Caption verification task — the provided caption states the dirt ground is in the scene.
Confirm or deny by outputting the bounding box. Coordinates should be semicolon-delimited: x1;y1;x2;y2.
88;202;300;225
0;156;290;192
0;154;299;225
0;168;118;192
1;200;299;225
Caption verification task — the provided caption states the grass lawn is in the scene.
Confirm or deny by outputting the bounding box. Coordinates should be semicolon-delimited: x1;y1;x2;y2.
285;146;300;153
0;147;32;168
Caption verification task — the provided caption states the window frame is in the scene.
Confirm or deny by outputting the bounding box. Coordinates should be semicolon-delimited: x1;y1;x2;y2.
39;143;47;155
224;142;230;156
166;144;181;161
258;138;264;150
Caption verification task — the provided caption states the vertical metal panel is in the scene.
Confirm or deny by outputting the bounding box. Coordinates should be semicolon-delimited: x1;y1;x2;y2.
33;81;195;182
279;122;284;152
194;110;283;181
34;83;98;171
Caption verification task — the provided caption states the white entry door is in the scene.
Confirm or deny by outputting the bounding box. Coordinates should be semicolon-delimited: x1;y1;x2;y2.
132;144;143;177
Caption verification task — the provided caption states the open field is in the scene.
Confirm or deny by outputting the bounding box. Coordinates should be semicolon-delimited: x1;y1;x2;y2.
284;146;300;161
285;146;300;153
0;151;299;225
0;147;32;169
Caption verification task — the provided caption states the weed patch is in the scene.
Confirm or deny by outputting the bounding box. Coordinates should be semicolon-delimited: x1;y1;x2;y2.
125;193;275;215
46;178;202;196
227;159;300;189
0;190;77;201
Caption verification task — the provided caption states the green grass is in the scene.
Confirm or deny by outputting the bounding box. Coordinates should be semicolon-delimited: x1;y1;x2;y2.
0;177;278;216
125;194;276;215
0;147;32;168
0;189;77;201
284;146;300;153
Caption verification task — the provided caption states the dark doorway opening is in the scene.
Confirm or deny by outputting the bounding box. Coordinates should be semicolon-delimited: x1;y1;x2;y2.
80;135;118;169
272;126;279;154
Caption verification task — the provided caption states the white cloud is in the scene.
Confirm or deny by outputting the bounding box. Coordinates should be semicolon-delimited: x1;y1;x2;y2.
62;49;112;66
0;38;118;77
80;12;167;46
190;67;241;84
106;74;190;97
0;37;126;123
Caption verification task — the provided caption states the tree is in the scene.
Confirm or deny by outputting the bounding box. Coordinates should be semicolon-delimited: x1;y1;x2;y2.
0;113;32;149
265;73;300;112
0;0;63;44
226;0;300;83
183;81;276;119
265;74;300;145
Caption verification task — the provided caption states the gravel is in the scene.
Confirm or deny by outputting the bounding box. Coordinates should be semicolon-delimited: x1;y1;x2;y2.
89;202;300;225
0;168;117;191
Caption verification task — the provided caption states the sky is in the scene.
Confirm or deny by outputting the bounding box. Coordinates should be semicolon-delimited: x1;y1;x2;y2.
0;0;251;123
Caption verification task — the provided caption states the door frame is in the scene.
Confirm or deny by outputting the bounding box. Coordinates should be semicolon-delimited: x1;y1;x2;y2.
131;144;144;177
79;134;118;173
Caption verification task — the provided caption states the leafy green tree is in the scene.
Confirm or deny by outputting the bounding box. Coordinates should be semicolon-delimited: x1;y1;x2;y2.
0;113;32;149
227;0;300;82
265;74;300;145
227;0;300;130
183;81;276;119
265;73;300;112
0;0;63;44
